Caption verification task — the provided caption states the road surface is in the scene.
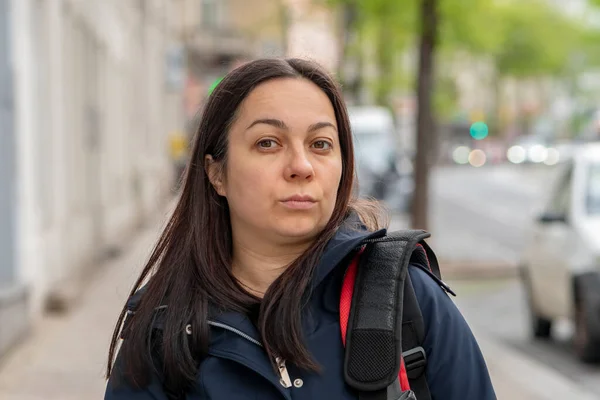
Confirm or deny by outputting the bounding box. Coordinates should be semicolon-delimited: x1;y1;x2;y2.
418;164;600;397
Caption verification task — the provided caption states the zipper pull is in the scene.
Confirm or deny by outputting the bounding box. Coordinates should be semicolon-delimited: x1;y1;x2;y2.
275;357;292;388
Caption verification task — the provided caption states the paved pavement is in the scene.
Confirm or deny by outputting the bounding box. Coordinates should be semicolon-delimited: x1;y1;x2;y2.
454;277;600;398
476;328;598;400
0;194;597;399
0;212;165;400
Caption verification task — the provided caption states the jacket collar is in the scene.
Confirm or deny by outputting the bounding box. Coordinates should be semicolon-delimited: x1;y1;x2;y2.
311;214;386;290
208;214;386;342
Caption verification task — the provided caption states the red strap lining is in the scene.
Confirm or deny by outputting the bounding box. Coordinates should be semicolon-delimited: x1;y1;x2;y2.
339;248;411;392
415;243;432;272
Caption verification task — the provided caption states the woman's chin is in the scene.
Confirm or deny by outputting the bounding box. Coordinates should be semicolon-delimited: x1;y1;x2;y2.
273;216;324;240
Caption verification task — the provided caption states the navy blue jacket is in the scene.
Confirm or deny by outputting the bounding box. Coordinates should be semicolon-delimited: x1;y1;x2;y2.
105;222;496;400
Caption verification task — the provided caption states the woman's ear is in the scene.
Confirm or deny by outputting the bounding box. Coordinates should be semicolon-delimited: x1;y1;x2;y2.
205;155;226;197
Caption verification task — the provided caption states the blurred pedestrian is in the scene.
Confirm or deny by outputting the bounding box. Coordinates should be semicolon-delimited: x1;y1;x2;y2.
105;58;496;400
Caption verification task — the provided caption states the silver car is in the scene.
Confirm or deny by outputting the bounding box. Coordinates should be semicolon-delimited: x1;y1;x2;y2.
348;106;413;212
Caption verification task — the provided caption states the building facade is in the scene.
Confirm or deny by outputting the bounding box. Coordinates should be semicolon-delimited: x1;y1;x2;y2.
0;0;345;359
0;0;186;357
285;0;341;73
182;0;289;125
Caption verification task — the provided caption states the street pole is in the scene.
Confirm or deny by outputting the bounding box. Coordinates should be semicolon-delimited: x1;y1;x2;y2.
411;0;439;231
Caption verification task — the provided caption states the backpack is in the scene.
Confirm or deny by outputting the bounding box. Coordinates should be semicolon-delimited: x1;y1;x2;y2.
339;229;455;400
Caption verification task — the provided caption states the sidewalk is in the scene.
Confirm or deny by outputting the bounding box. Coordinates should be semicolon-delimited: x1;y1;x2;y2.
474;329;598;400
0;208;595;399
0;208;170;400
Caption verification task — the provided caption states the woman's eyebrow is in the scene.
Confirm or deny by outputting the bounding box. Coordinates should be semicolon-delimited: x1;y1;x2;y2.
308;121;337;132
246;119;337;133
246;118;288;131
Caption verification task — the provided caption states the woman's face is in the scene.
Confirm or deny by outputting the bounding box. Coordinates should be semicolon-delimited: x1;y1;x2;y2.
208;78;343;247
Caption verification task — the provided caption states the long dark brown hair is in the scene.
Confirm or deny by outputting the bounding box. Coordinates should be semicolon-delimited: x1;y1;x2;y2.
106;58;387;395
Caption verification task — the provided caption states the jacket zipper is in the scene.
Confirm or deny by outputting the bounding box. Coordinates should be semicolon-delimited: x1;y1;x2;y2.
207;320;293;389
207;320;263;347
275;357;293;388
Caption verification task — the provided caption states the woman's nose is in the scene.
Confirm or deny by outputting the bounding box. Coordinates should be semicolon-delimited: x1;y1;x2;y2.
284;148;314;181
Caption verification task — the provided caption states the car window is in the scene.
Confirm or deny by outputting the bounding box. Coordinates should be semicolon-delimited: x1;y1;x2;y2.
546;162;573;215
585;163;600;215
352;126;396;173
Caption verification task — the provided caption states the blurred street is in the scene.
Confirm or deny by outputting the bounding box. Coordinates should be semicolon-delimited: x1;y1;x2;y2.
431;163;600;397
3;0;600;398
431;164;600;396
429;164;553;266
395;163;600;398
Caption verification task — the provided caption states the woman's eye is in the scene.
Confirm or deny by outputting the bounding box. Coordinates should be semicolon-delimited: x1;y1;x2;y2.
257;139;278;149
312;140;332;150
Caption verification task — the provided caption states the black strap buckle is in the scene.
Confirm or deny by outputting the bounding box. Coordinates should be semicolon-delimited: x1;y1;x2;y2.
398;390;418;400
402;346;427;379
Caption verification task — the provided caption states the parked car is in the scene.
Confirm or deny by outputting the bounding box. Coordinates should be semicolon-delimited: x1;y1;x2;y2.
520;142;600;363
348;106;413;212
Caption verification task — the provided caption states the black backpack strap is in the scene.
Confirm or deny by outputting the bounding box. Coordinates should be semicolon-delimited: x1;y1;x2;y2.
403;236;455;399
345;229;430;399
401;272;431;400
410;241;456;297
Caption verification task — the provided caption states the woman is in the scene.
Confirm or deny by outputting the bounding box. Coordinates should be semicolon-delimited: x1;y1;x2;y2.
105;58;496;400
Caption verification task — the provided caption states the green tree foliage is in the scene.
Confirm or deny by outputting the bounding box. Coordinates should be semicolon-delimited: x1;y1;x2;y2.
492;1;583;78
320;0;600;228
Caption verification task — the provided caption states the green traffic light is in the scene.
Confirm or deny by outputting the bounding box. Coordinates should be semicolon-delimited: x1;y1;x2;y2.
470;122;488;140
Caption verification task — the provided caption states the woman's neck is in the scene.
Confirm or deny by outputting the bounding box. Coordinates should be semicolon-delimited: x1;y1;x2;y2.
231;236;311;298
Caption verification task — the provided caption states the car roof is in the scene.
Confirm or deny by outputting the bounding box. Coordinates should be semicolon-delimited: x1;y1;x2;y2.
347;105;391;116
577;142;600;163
347;106;394;134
